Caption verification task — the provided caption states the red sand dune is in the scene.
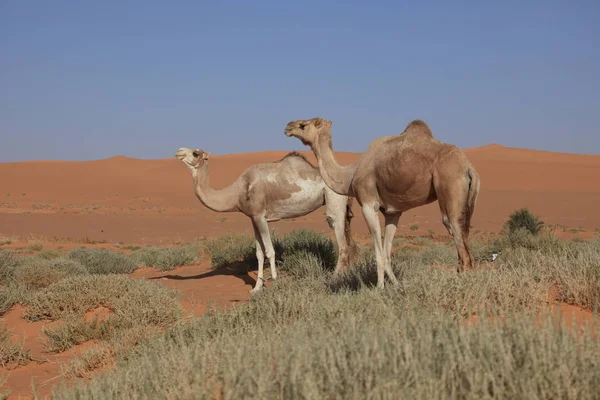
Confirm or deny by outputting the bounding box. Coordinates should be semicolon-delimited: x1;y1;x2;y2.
1;145;599;244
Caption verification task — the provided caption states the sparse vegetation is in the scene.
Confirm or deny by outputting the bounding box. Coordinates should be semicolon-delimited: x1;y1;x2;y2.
52;228;600;399
129;244;202;271
0;324;30;368
505;208;544;236
68;248;137;274
204;233;256;269
410;224;419;231
26;244;43;252
1;223;599;398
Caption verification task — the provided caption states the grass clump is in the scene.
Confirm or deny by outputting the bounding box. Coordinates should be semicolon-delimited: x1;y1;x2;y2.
25;274;182;324
61;345;114;378
205;233;256;269
276;228;338;271
68;248;137;274
130;244;201;271
0;250;20;283
0;324;30;368
505;207;544;236
28;274;182;356
0;283;26;315
37;248;62;260
26;244;43;252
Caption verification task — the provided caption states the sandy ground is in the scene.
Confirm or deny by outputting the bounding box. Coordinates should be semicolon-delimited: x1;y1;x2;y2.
1;146;599;398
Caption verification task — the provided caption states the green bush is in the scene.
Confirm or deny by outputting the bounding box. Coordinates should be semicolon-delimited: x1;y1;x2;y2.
68;248;138;274
276;229;338;271
0;250;20;283
205;233;256;269
0;324;30;368
130;245;201;271
505;208;544;236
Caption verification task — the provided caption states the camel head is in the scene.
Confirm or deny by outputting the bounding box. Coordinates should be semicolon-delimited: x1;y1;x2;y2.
284;117;332;147
175;148;210;173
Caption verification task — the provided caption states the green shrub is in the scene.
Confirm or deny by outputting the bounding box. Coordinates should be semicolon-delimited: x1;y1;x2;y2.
0;324;30;368
276;229;337;271
0;283;26;315
130;245;201;271
205;233;256;269
12;258;67;290
68;248;137;274
0;250;20;282
505;208;544;236
37;248;62;260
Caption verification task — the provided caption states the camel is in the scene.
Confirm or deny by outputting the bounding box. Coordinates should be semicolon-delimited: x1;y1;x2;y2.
175;148;357;294
284;117;480;289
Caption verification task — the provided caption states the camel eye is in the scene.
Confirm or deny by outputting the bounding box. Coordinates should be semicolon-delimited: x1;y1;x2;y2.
299;124;306;130
192;151;199;157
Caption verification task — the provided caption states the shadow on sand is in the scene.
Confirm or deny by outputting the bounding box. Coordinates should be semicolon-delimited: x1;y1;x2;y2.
150;261;258;288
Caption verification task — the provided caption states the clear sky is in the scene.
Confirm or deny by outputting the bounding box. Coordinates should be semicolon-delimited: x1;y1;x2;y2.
1;1;599;161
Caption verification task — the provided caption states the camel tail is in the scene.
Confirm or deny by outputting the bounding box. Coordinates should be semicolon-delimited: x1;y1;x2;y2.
462;167;480;237
344;197;358;262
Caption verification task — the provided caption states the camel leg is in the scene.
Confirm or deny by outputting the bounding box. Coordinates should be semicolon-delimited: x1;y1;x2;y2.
382;213;400;285
324;189;349;275
361;203;386;289
249;220;266;294
437;188;473;272
252;216;277;285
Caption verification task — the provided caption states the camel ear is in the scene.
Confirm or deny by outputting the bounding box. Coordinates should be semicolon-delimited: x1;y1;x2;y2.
313;117;324;128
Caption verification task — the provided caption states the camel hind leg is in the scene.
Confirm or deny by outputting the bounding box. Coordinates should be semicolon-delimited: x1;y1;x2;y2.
324;189;356;275
361;202;387;288
434;168;476;272
382;213;400;284
250;220;266;294
250;216;277;295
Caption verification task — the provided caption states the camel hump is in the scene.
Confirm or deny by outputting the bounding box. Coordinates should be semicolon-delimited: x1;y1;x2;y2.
279;151;309;162
403;120;434;138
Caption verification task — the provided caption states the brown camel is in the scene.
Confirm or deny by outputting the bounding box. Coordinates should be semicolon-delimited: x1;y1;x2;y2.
284;118;480;288
175;148;357;294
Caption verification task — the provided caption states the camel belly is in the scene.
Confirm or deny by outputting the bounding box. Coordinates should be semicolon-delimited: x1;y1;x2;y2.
265;181;325;221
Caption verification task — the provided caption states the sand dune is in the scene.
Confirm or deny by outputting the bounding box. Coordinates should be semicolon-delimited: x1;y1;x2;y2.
1;146;599;244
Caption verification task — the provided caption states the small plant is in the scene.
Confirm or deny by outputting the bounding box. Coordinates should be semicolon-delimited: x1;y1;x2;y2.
1;324;31;368
27;244;43;252
122;245;142;251
410;225;419;231
504;208;544;236
219;217;227;223
68;248;138;274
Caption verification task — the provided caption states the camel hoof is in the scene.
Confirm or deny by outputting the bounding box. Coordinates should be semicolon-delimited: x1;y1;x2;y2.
249;287;261;295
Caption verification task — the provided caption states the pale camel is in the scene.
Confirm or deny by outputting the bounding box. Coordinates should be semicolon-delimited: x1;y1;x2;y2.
175;148;357;294
284;118;480;288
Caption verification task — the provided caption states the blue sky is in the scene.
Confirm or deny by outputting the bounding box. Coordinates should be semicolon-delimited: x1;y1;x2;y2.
1;1;599;161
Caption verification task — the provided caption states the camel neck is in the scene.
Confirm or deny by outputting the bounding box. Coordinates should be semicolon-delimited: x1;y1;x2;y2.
193;162;239;213
312;133;356;196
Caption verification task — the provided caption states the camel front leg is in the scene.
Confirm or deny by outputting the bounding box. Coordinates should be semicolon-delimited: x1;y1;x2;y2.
324;189;350;275
250;220;266;294
361;203;386;289
382;213;400;285
253;216;277;283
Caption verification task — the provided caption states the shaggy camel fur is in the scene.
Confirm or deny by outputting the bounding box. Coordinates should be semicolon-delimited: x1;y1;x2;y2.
175;148;357;293
284;118;480;288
